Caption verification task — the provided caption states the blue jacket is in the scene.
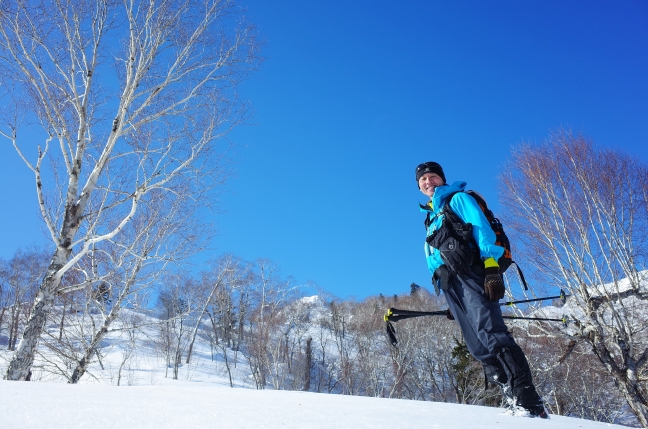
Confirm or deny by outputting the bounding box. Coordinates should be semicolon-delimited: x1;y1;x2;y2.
422;181;505;275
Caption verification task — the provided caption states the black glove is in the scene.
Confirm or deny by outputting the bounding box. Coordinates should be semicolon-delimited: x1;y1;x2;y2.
484;267;505;302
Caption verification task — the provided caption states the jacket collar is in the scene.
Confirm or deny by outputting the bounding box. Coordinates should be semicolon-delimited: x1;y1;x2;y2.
419;181;467;213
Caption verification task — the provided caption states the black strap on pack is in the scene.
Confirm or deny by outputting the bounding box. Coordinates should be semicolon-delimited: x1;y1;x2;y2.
510;261;529;291
431;265;450;295
420;203;438;230
440;192;464;224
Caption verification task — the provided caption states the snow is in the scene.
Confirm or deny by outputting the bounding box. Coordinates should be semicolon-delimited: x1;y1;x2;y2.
300;295;320;305
519;271;648;330
0;379;625;429
0;298;633;428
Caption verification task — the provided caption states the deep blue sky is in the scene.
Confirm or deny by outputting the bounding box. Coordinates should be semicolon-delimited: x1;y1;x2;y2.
2;1;647;299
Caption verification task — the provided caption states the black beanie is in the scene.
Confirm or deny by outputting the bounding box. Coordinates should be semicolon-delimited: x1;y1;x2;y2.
415;162;446;185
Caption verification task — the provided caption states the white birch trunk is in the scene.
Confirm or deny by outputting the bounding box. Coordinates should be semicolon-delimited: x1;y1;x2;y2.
5;250;70;380
185;266;230;364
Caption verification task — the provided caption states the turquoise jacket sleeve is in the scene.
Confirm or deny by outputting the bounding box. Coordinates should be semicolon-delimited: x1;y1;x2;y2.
448;192;505;261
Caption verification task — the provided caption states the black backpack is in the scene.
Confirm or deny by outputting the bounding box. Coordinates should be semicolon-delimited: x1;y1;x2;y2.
424;190;528;289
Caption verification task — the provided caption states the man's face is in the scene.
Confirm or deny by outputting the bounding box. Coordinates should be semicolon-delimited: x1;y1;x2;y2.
418;173;444;198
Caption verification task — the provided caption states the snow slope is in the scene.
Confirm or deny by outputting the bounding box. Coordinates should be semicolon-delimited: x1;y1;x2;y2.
0;297;635;428
0;379;625;429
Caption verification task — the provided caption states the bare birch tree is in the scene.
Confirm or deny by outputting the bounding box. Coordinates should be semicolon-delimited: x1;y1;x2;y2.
0;0;259;380
500;132;648;426
157;278;192;380
185;256;234;364
65;186;206;383
246;260;299;389
0;248;48;351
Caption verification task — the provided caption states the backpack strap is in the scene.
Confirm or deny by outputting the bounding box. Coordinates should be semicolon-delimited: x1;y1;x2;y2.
442;191;464;225
421;192;464;229
510;261;529;291
420;202;440;230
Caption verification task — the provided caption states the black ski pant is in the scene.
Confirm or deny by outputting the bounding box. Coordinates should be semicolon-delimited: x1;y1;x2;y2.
442;267;541;406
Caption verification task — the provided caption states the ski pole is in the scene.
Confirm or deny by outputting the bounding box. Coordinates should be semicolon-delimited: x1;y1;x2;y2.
384;308;451;347
384;307;450;323
501;289;569;307
385;307;572;346
502;314;571;327
386;321;398;347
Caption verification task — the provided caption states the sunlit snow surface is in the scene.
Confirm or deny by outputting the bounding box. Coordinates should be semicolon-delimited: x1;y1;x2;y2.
0;379;625;429
0;292;637;428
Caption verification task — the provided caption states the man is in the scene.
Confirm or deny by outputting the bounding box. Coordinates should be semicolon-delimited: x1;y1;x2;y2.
416;161;547;418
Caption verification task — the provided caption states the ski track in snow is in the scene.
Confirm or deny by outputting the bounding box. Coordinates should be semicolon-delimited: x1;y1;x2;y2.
0;379;625;429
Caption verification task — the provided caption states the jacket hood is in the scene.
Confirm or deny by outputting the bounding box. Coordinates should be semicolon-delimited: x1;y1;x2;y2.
431;181;467;211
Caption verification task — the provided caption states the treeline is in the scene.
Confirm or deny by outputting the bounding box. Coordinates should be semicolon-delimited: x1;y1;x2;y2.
0;249;638;426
